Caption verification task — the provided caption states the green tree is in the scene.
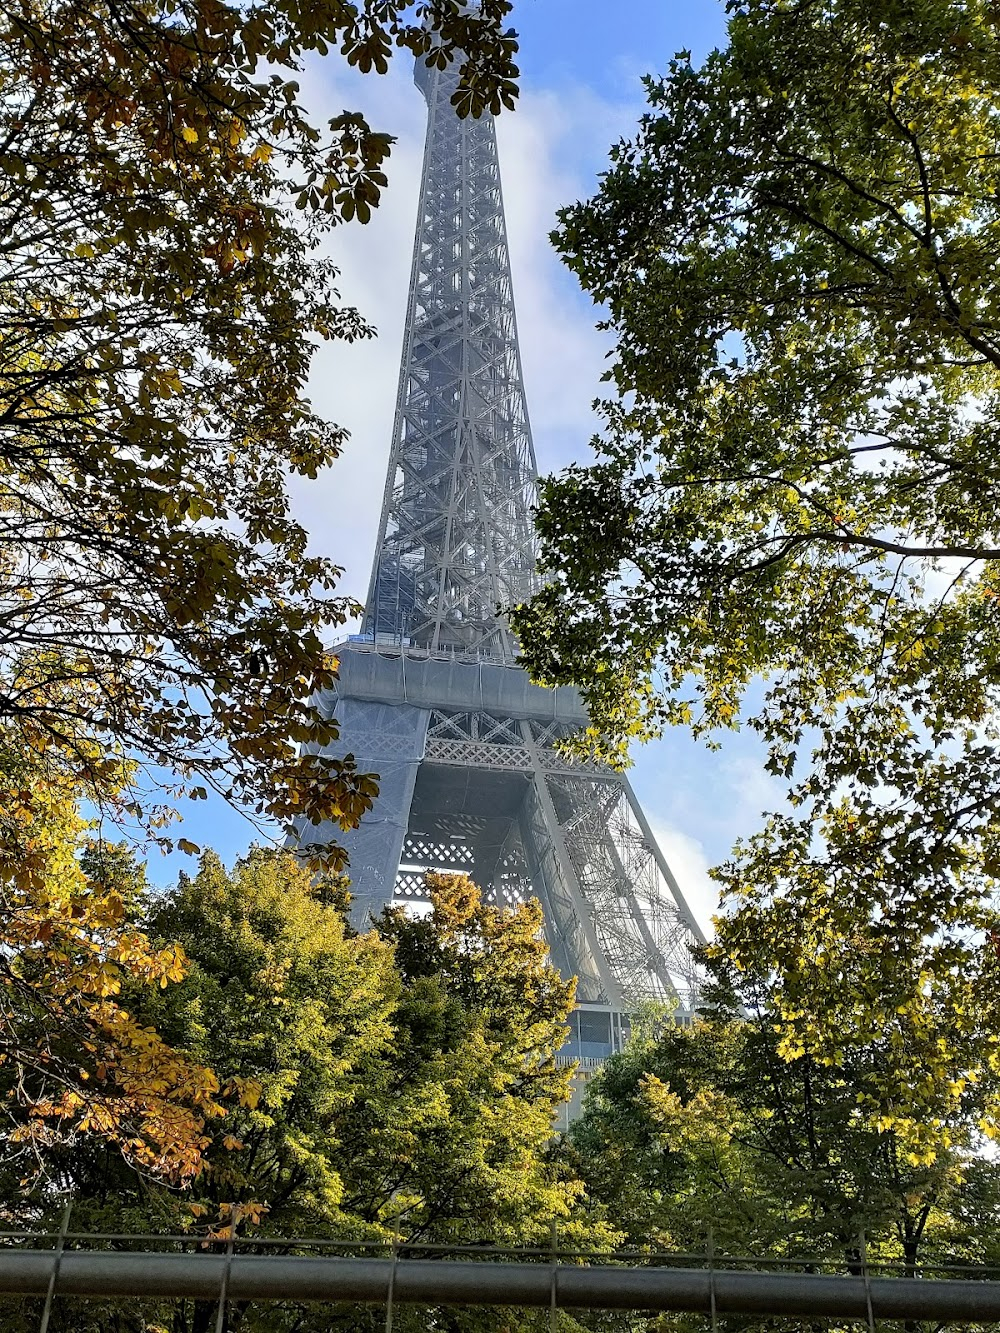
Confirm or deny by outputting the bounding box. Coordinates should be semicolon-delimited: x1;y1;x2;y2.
11;860;596;1331
341;873;580;1249
1;0;519;863
142;848;400;1244
516;0;1000;1155
571;975;1000;1333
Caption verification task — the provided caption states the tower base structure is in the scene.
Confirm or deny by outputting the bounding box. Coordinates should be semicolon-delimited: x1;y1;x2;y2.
297;639;704;1061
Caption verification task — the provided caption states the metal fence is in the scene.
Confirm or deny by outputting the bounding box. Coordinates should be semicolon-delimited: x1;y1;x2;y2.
6;1222;1000;1332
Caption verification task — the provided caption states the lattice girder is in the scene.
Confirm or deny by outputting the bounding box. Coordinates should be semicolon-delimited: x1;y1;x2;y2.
364;60;537;657
295;53;707;1025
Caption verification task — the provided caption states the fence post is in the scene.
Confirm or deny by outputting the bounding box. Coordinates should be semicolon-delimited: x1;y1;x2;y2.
550;1221;560;1332
214;1205;240;1333
385;1229;399;1332
38;1200;72;1333
860;1230;876;1333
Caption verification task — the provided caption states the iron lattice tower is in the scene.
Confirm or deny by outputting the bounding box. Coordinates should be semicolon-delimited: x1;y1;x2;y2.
298;57;704;1036
364;57;536;658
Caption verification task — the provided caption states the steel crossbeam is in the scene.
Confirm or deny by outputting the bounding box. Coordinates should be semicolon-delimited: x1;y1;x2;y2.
364;60;537;658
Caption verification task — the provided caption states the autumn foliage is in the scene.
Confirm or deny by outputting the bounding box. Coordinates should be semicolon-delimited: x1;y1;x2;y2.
0;0;518;865
0;859;597;1330
0;0;522;1182
0;748;223;1182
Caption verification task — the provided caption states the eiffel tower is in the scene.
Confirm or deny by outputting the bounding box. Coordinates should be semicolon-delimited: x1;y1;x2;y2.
298;53;705;1058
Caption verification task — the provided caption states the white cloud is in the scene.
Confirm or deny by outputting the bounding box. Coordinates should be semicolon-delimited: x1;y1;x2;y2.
495;82;634;470
720;751;786;833
285;59;428;620
647;820;720;939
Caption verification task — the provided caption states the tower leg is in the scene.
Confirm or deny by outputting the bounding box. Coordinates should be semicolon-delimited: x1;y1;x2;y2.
297;696;430;930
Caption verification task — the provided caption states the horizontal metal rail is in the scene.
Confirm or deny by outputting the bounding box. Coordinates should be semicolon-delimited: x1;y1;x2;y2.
2;1252;1000;1318
3;1233;999;1277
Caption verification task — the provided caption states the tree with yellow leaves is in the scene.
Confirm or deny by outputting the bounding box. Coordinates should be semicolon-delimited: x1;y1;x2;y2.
517;0;1000;1160
0;741;223;1185
1;0;518;865
0;0;528;1265
4;863;601;1332
570;978;1000;1333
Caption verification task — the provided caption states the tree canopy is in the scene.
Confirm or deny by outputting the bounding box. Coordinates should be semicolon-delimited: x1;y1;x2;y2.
4;860;595;1331
0;754;224;1186
1;0;519;866
0;0;526;1222
516;0;1000;1154
570;987;1000;1333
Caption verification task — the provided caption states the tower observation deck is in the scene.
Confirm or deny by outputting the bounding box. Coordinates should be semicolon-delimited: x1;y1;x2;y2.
296;54;705;1057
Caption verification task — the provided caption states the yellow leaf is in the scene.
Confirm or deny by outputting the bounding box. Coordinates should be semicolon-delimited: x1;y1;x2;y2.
235;1077;262;1110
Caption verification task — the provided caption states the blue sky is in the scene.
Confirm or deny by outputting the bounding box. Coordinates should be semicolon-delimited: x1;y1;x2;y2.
148;0;783;933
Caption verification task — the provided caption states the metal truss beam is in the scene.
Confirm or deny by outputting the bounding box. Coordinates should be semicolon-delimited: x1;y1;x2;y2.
364;59;537;657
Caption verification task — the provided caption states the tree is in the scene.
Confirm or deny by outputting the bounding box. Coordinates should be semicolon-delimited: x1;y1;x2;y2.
515;0;1000;1154
570;972;1000;1333
0;746;223;1188
147;849;401;1251
345;874;580;1249
10;860;597;1331
1;0;519;864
